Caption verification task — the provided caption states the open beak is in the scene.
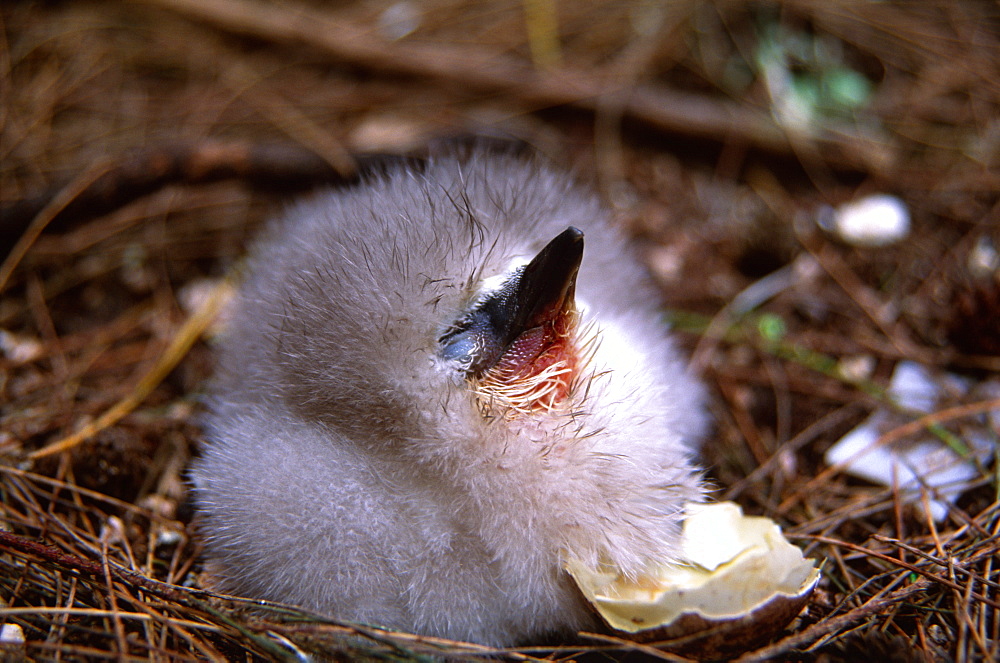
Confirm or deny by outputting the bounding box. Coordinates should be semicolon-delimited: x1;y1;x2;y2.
440;226;584;379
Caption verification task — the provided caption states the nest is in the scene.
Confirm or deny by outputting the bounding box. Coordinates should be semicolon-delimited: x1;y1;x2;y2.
2;0;999;660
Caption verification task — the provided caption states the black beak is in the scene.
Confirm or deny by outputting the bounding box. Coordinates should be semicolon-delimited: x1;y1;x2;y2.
440;226;584;376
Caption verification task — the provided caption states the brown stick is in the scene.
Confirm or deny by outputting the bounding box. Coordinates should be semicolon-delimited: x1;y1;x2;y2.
803;534;1000;609
0;529;193;603
142;0;893;173
0;140;402;256
0;529;298;660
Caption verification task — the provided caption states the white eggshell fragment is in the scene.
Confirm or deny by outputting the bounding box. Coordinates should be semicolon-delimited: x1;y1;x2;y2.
825;361;996;522
566;502;820;658
819;194;910;247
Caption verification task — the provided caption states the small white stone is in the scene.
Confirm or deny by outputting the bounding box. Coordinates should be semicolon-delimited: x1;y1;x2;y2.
837;354;875;383
0;623;25;644
378;2;420;41
177;278;235;337
0;329;44;364
156;528;183;547
100;515;127;546
968;237;1000;278
348;114;426;153
820;194;910;247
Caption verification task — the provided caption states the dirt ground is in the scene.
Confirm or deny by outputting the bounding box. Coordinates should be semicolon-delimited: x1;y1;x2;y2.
2;1;999;661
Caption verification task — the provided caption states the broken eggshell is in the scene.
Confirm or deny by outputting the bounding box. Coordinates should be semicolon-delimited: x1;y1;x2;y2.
825;360;996;522
566;501;820;659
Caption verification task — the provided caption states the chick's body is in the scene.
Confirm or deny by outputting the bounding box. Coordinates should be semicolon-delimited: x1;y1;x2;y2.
191;152;707;646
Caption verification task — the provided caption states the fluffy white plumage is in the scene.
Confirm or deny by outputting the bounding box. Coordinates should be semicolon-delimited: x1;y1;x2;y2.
190;150;708;646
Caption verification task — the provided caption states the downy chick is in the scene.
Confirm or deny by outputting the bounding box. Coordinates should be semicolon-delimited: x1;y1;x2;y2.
190;150;707;646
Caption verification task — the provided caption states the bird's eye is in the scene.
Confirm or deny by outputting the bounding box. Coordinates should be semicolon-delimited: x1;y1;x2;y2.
440;329;480;367
439;314;504;375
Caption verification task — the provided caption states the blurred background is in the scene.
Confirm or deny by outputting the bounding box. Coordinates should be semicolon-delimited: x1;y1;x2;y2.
2;1;999;660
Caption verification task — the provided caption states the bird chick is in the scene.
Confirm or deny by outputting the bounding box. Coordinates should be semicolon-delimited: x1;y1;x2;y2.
190;149;708;647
